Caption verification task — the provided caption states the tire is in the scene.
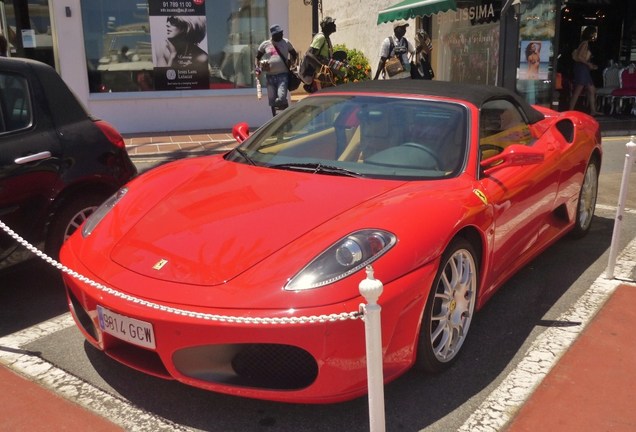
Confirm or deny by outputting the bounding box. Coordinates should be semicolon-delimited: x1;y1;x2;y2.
416;237;478;373
570;158;599;238
45;194;107;260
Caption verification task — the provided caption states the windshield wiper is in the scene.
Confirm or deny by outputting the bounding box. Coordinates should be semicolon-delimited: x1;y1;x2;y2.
270;162;363;178
232;148;256;165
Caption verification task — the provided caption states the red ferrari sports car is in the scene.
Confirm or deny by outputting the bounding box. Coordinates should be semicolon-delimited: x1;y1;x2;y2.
61;80;601;403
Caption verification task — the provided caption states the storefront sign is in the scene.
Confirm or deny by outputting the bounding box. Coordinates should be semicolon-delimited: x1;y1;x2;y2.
149;0;209;90
438;3;497;25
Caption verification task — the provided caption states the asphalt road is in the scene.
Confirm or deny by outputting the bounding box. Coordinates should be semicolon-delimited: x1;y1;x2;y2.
1;136;635;431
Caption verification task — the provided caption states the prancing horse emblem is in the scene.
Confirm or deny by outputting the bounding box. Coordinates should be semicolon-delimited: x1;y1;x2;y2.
153;259;168;270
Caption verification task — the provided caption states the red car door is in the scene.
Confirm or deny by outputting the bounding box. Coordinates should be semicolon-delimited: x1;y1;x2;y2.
477;100;562;291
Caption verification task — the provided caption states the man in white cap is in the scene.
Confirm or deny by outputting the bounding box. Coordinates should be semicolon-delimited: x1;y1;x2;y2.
255;24;298;116
373;20;416;80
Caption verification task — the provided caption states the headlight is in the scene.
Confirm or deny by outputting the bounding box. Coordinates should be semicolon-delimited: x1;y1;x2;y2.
285;229;397;291
81;187;128;237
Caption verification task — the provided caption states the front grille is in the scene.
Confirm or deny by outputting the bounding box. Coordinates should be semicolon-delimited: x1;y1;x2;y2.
67;287;98;341
106;344;171;379
174;343;318;390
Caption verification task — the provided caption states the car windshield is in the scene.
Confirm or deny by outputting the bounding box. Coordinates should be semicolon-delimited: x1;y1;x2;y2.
227;95;469;180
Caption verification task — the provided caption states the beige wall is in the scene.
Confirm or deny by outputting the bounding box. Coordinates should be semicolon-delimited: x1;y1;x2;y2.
288;2;313;57
322;0;423;77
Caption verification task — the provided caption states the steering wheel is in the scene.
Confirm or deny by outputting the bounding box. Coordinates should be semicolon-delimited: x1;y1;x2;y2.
399;142;441;170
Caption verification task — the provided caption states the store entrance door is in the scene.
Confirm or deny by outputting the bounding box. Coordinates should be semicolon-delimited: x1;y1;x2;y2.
555;0;634;112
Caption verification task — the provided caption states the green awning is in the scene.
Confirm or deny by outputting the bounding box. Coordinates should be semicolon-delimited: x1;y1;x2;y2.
377;0;457;24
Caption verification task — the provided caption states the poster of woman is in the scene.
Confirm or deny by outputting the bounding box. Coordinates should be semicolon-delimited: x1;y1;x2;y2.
520;40;550;80
148;0;209;90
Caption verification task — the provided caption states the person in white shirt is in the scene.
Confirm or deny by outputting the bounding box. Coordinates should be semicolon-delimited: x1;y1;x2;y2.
373;21;416;80
255;25;298;116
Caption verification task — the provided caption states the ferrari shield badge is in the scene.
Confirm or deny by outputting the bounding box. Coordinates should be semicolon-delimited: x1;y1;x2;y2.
153;259;168;270
473;189;488;205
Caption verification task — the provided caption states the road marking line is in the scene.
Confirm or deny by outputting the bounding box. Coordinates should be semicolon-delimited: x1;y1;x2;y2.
596;203;636;215
602;136;636;141
459;236;636;431
0;313;189;431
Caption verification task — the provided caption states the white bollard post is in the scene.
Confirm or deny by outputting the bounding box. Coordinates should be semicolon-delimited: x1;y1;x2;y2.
359;265;386;432
606;136;636;279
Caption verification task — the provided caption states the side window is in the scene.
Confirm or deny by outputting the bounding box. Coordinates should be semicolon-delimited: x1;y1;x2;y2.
0;73;32;133
480;99;533;159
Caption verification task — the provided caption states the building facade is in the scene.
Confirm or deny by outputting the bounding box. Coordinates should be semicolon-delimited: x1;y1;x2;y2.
0;0;312;133
324;0;636;112
1;0;634;133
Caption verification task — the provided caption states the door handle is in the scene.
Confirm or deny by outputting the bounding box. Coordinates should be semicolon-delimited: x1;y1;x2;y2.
14;151;52;164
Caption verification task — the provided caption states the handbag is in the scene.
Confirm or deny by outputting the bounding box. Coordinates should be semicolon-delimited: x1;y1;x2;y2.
298;53;316;84
410;56;434;80
410;60;423;79
273;43;301;91
420;57;434;80
385;56;405;77
287;69;302;91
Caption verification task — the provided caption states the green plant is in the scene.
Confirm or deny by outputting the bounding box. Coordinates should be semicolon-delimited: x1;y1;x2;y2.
333;44;372;85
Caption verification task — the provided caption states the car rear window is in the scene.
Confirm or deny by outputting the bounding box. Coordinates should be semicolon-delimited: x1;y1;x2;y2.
0;73;32;133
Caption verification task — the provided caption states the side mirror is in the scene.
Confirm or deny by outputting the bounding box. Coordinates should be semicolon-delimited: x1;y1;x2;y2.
232;122;250;143
480;145;544;175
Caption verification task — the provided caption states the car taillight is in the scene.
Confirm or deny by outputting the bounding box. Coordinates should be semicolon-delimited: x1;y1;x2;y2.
94;119;125;149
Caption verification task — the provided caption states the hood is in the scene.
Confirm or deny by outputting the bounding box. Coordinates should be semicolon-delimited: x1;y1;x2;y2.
110;161;403;286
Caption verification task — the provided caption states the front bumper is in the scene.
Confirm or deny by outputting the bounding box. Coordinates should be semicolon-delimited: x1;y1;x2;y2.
61;246;436;403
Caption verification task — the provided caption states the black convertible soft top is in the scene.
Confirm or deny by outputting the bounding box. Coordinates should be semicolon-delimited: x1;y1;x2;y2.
317;80;546;124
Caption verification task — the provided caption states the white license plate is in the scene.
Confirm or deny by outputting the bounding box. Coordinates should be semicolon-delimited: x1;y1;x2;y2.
97;305;156;349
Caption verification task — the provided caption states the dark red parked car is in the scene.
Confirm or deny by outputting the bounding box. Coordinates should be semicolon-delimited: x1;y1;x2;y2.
0;57;136;270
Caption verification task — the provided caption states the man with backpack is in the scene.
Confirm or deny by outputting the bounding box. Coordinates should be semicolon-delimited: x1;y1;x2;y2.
373;21;416;80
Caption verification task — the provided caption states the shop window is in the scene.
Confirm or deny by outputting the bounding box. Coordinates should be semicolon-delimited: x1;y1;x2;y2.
1;0;55;67
434;6;500;85
81;0;267;93
516;0;558;108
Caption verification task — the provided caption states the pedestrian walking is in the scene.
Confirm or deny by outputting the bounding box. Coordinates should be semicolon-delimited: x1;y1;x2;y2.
255;24;298;116
299;16;337;92
569;26;600;116
411;30;434;80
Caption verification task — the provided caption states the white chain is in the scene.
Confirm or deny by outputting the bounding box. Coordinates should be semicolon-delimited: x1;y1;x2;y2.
0;220;362;324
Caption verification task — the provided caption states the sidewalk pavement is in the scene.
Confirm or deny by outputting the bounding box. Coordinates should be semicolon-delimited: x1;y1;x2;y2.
123;129;239;158
504;283;636;432
2;124;636;430
122;92;310;159
2;282;634;430
121;113;636;160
